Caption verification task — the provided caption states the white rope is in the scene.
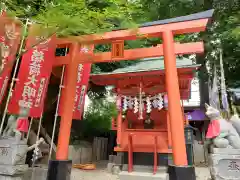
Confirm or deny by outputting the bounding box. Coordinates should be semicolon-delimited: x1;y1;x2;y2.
36;112;43;142
0;19;29;135
26;117;34;142
48;48;67;161
122;93;165;102
31;112;43;168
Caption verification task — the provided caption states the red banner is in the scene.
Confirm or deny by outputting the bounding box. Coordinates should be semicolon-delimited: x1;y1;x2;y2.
58;45;93;120
73;63;91;119
8;25;56;117
0;12;22;103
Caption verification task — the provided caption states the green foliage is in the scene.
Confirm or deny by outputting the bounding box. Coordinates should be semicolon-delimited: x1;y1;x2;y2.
2;0;144;75
3;0;239;82
137;0;240;87
70;98;117;141
84;98;117;131
4;0;142;37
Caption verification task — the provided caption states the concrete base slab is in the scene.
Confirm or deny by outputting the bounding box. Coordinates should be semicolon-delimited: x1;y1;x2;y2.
0;165;28;176
107;163;114;173
209;153;240;180
112;165;121;175
0;175;24;180
211;148;240;154
22;166;48;180
119;171;169;180
122;164;167;173
0;138;28;166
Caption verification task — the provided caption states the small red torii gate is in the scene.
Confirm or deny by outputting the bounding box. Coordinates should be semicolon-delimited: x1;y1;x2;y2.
47;10;214;180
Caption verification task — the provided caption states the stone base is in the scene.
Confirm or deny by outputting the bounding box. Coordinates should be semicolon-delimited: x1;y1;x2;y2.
209;152;240;180
112;165;121;175
0;175;24;180
107;162;122;174
23;166;48;180
107;162;114;173
0;165;28;176
211;148;240;154
168;165;196;180
122;164;167;173
119;171;169;180
47;160;72;180
119;165;168;180
0;138;28;165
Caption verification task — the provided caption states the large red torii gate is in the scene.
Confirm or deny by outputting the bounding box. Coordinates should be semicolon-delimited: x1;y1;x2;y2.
47;10;214;180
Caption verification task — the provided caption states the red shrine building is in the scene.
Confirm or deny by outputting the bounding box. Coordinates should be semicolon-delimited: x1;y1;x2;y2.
91;56;199;173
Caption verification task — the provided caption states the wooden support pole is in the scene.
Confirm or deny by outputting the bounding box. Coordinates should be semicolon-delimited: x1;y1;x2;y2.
162;30;188;166
116;94;122;147
128;134;133;172
153;136;158;174
166;111;172;149
56;43;79;160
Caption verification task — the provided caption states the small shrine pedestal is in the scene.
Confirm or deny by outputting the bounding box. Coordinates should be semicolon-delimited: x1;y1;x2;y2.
209;148;240;180
0;138;29;180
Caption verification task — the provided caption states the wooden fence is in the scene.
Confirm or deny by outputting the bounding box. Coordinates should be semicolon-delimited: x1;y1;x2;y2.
69;137;109;164
92;137;108;161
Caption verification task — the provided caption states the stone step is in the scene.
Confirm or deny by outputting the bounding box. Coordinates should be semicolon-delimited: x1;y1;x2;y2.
119;171;169;180
122;164;167;173
23;166;48;180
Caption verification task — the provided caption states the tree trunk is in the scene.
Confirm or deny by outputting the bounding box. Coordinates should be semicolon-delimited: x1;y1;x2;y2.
196;54;210;108
196;0;214;108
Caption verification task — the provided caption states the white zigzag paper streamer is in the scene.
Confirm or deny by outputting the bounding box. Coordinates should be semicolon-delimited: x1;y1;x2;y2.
134;97;139;113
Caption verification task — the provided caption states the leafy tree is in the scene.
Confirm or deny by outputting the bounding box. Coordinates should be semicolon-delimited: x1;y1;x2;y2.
134;0;239;107
70;97;117;141
3;0;141;36
0;0;143;75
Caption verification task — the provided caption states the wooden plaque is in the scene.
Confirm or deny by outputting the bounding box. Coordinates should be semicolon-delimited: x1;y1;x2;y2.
111;40;124;58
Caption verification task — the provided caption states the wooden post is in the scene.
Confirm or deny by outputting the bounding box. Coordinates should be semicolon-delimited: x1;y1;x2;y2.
116;94;122;147
162;30;188;166
153;136;158;174
166;111;172;149
128;134;133;172
56;43;80;160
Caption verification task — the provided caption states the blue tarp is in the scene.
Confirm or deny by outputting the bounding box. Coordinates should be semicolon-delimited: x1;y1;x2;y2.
186;110;206;121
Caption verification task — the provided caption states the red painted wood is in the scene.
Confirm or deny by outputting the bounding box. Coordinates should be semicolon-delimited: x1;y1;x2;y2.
111;40;124;58
128;134;133;172
77;42;204;63
91;70;195;86
153;136;158;174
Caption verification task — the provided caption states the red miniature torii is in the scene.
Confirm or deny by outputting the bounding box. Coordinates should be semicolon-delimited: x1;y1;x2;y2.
47;10;214;180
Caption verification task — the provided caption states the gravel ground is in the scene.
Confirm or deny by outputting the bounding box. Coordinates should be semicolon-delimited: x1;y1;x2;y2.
195;167;211;180
71;168;119;180
71;166;211;180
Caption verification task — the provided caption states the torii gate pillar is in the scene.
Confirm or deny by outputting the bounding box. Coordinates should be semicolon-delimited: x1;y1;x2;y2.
47;43;80;180
163;30;196;179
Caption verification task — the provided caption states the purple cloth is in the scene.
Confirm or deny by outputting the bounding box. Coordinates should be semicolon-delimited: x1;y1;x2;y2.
186;110;206;121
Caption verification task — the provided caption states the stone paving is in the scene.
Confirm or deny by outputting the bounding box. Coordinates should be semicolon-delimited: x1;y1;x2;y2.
71;168;119;180
71;167;211;180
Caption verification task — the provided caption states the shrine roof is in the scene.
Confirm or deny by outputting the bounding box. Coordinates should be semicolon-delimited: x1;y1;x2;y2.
137;9;214;28
90;57;199;98
113;10;214;31
91;57;200;76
